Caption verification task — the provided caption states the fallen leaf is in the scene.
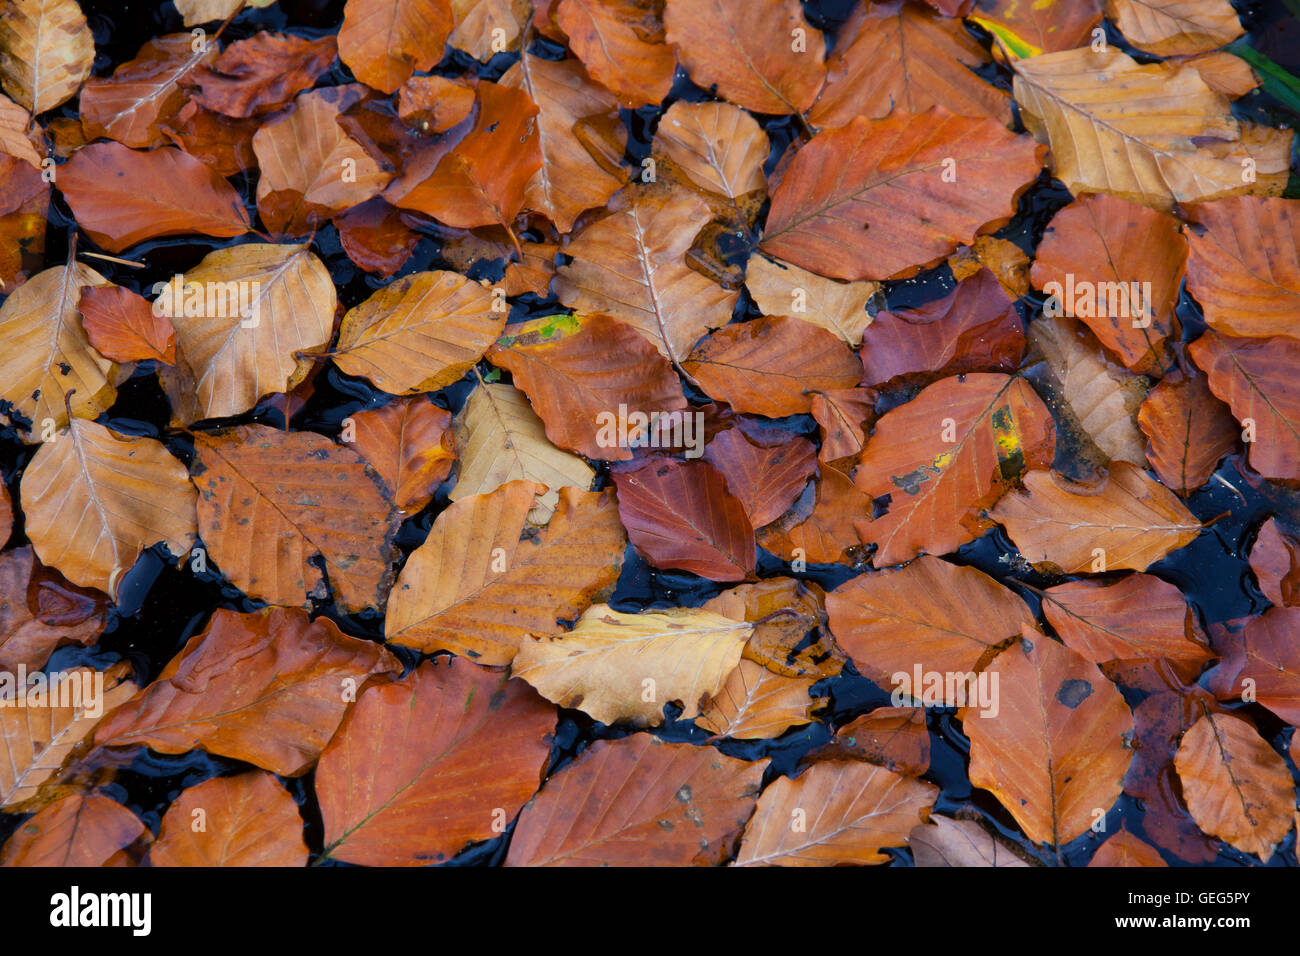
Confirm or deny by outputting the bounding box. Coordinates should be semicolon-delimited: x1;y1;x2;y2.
654;99;766;204
386;482;625;665
513;604;751;725
852;373;1056;566
702;577;842;680
395;74;475;133
449;0;532;59
0;260;116;436
78;285;175;364
858;270;1024;388
158;243;334;423
337;0;453;94
449;381;595;525
948;238;1030;299
149;771;308;867
160;100;260;176
506;735;766;865
734;761;937;866
0;792;145;867
758;464;869;565
173;0;276;26
664;0;825;115
965;631;1134;846
746;255;878;348
910;815;1031;867
703;428;816;529
0;153;47;289
1137;365;1238;493
192;424;400;612
1088;828;1168;866
0;0;93;114
21;419;196;600
191;32;337;118
1107;0;1243;56
810;388;876;464
695;659;824;741
553;189;737;363
348;398;455;513
1030;193;1185;373
1187;330;1300;481
1249;517;1300;607
1174;712;1292;860
812;708;930;777
317;658;554;865
970;0;1103;56
1226;606;1300;724
1012;47;1292;211
0;547;108;672
827;555;1036;697
333;197;420;277
333;270;505;395
1183;50;1259;98
809;0;1009;129
612;458;755;581
555;0;675;108
991;463;1202;573
93;606;399;776
761;109;1044;281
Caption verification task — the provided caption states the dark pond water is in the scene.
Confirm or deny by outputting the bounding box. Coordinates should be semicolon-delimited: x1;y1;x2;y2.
1;0;1298;866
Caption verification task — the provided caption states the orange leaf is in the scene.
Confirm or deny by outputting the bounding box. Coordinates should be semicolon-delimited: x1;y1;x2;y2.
1249;517;1300;608
191;32;338;118
150;772;308;867
1088;829;1168;867
337;0;453;94
0;547;108;673
811;707;930;777
348;397;455;513
0;792;145;867
78;285;176;364
1137;365;1239;493
556;0;676;108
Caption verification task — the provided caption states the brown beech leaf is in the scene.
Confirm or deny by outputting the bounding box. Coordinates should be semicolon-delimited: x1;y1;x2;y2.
192;424;400;612
173;0;276;26
1030;194;1185;373
553;189;737;364
1224;607;1300;724
22;419;196;600
695;659;825;741
0;261;116;436
1107;0;1243;56
337;0;452;94
150;771;308;867
909;814;1031;867
809;0;1009;130
396;74;475;133
0;0;93;114
333;197;420;277
513;604;750;725
702;577;843;681
78;285;175;364
654;100;766;203
992;464;1201;573
852;374;1056;567
556;0;676;109
948;238;1030;299
59;144;251;253
450;381;595;525
158;244;333;424
611;458;755;581
0;152;48;289
0;95;41;167
1040;574;1213;677
1189;331;1300;481
1174;712;1293;860
500;53;626;234
1250;518;1300;607
254;86;393;234
93;607;399;776
965;632;1134;846
1137;366;1238;493
508;736;764;865
664;0;825;115
191;33;337;118
79;34;217;148
859;270;1024;388
449;0;531;59
703;429;816;530
386;482;625;666
1089;828;1168;867
386;82;540;236
970;0;1102;55
745;255;879;348
160;100;260;176
810;388;876;465
1;663;136;811
683;316;862;419
488;313;686;460
0;792;145;867
0;547;108;672
333;270;504;395
827;556;1036;698
813;708;930;777
761;110;1044;282
1029;314;1150;468
1012;48;1292;211
735;761;937;866
1184;50;1259;98
317;659;554;865
348;398;455;514
1185;197;1300;341
758;464;868;565
503;240;557;297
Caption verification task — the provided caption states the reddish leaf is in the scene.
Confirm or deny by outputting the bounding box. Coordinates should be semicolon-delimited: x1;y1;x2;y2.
703;428;817;529
1250;517;1300;608
348;398;455;514
0;547;109;673
810;707;931;777
757;465;868;565
333;197;420;277
1;793;146;867
191;33;338;118
160;100;260;176
810;387;876;464
1089;829;1168;867
1137;365;1239;494
78;285;175;364
150;772;308;867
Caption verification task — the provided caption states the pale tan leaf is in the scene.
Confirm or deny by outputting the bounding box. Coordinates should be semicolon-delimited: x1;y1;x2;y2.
1106;0;1243;56
653;100;766;201
746;254;878;347
0;0;94;114
695;658;824;740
